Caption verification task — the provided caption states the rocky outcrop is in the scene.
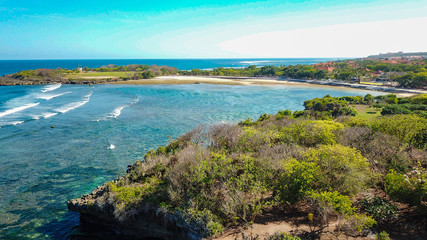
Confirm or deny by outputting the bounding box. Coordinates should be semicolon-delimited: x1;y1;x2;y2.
67;183;202;240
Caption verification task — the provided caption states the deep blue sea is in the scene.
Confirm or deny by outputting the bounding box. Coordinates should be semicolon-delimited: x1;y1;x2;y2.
0;81;384;239
0;58;341;76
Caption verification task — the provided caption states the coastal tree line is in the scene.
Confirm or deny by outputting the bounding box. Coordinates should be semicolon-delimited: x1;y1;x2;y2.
4;59;426;89
179;59;427;89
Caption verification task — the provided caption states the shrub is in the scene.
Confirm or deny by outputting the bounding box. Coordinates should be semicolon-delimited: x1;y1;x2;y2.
384;171;413;203
376;231;390;240
209;123;242;151
175;208;224;237
276;110;293;120
239;127;281;152
370;114;427;144
381;104;412;115
304;95;356;117
385;168;426;208
280;120;344;147
303;144;371;196
107;176;164;206
308;191;355;217
410;94;427;105
276;158;320;204
338;128;411;173
304;95;348;117
359;197;398;221
239;118;255;126
342;213;376;234
364;94;375;104
411;129;427;150
265;232;301;240
308;190;376;233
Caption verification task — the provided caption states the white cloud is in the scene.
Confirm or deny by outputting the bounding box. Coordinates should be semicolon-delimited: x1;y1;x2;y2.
218;17;427;58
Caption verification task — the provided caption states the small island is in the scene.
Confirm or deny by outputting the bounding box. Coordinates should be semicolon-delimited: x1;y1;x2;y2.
68;93;427;240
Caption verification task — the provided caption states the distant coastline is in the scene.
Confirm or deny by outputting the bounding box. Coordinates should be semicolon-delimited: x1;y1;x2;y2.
1;75;426;96
1;53;426;95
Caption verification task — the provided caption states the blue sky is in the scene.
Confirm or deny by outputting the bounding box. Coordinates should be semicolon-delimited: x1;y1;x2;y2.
1;0;426;59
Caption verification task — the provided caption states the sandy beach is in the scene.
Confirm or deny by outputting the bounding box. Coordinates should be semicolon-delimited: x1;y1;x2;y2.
112;75;427;96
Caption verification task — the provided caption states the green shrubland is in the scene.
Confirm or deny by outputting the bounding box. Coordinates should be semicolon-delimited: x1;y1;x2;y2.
89;94;426;238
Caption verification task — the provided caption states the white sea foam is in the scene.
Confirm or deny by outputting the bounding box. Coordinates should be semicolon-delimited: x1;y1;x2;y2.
114;97;139;118
31;115;41;120
111;105;127;118
0;121;24;127
55;91;93;114
0;102;40;118
108;144;115;149
41;84;62;93
10;121;24;125
98;97;139;121
37;91;71;100
42;112;58;119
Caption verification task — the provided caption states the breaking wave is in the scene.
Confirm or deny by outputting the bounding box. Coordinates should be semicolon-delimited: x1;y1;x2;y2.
0;102;40;118
55;91;93;114
96;97;139;121
37;91;71;100
41;84;62;93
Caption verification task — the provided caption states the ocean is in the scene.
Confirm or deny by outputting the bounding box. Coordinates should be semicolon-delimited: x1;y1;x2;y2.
0;58;340;76
0;59;381;239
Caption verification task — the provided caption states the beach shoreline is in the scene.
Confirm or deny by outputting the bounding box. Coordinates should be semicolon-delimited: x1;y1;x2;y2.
113;75;427;96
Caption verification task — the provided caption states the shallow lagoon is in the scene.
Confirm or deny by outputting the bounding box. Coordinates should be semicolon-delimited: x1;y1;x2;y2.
0;83;381;239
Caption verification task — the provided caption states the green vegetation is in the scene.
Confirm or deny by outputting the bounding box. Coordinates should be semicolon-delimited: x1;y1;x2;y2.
11;69;62;81
179;58;427;89
80;94;427;238
4;57;427;89
376;231;390;240
7;64;178;83
265;232;301;240
67;71;136;80
359;197;398;222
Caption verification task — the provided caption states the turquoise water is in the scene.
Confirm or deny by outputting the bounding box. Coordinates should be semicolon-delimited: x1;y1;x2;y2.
0;83;381;239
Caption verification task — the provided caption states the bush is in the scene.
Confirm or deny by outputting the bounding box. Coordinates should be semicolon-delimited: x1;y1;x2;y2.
410;94;427;105
239;126;281;152
381;104;412;115
376;231;390;240
364;94;375;104
338;128;411;173
370;114;427;144
276;110;293;120
175;208;224;237
308;191;355;217
280;120;344;147
303;95;357;118
209;123;243;151
385;168;427;208
276;158;320;204
359;197;398;221
303;145;371;196
411;129;427;150
265;232;301;240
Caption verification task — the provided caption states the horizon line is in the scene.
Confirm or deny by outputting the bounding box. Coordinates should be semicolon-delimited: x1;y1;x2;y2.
0;57;352;61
